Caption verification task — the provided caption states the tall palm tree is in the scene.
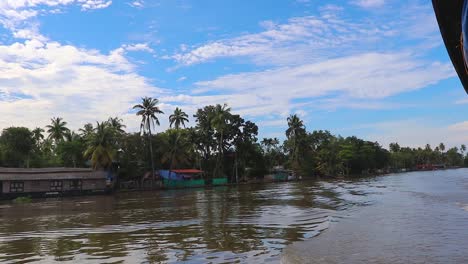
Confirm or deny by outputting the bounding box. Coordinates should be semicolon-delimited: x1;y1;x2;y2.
133;97;164;178
286;114;306;170
169;107;189;129
84;122;116;169
211;104;231;178
286;114;305;139
46;117;70;144
107;117;126;134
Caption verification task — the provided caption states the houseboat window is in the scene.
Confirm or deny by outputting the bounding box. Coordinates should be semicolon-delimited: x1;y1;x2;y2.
10;182;24;193
50;180;63;191
70;180;82;190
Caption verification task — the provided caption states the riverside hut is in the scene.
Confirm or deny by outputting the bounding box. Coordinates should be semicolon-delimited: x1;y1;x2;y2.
0;167;111;199
159;169;228;189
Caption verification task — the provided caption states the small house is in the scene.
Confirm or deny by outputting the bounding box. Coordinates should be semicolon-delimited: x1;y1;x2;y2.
0;167;111;199
159;169;228;189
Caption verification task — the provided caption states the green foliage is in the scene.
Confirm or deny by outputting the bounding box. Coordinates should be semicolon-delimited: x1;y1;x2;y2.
13;196;32;203
0;127;34;167
46;117;70;144
84;122;117;169
169;107;189;129
1;102;466;183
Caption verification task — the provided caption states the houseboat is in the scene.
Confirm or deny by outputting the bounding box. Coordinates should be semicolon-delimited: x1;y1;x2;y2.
159;169;228;189
0;167;111;199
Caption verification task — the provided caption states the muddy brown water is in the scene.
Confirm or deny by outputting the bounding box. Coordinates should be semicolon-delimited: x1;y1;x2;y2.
0;169;467;263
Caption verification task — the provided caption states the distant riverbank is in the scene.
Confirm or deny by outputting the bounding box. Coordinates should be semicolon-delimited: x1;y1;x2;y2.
281;168;468;264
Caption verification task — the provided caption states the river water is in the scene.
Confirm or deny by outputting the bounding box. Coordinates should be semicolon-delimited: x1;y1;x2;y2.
0;169;467;263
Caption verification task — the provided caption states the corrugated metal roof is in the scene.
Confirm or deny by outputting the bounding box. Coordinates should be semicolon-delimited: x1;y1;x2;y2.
0;168;106;181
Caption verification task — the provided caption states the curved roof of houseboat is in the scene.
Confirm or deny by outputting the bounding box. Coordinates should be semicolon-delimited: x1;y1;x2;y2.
432;0;468;93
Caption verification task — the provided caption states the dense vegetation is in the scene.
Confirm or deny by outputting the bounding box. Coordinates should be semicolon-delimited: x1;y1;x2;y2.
0;97;467;182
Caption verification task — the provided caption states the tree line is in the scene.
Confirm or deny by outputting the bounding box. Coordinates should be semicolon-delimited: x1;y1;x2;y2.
1;97;467;182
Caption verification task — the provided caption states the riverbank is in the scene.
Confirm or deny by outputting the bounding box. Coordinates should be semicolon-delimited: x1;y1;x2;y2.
281;168;468;264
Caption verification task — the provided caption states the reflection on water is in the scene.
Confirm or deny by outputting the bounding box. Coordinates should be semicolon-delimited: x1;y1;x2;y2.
0;173;422;263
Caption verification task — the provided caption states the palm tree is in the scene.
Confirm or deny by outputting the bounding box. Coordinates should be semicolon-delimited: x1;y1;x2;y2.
211;104;231;179
169;107;189;129
32;127;45;145
286;114;306;170
133;97;164;179
461;144;467;157
160;130;190;172
46;117;70;144
84;122;116;169
107;117;126;134
79;123;94;139
64;131;80;142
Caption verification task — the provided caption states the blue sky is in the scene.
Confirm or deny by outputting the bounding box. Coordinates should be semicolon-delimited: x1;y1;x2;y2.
0;0;467;148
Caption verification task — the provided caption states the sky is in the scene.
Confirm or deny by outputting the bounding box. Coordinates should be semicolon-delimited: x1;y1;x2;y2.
0;0;467;149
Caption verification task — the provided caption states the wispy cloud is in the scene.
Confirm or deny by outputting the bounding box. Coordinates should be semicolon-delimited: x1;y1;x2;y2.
351;0;385;8
129;0;144;8
170;2;438;68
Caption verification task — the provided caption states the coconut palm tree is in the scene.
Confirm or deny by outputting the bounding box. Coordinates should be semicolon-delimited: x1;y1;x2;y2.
32;127;45;145
107;117;126;134
46;117;70;144
286;114;305;139
79;123;94;139
211;104;231;178
160;130;191;171
133;97;164;178
286;114;306;170
84;122;116;169
169;107;189;129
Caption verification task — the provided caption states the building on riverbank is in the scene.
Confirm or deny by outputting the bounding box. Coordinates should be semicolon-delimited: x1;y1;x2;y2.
159;169;227;188
0;167;111;199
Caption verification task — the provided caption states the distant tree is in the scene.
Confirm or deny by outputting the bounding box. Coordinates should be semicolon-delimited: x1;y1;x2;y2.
57;132;85;168
286;114;306;171
210;104;232;178
84;122;116;169
133;97;164;177
169;107;189;129
389;142;400;153
438;143;445;152
0;127;34;167
79;123;94;139
107;117;126;134
46;117;70;144
32;127;45;145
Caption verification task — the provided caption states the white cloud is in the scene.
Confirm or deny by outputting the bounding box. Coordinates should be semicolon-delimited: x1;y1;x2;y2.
194;52;454;100
170;3;437;68
122;43;154;53
171;15;392;66
0;39;163;132
129;0;144;8
352;0;385;8
0;0;112;40
177;76;187;82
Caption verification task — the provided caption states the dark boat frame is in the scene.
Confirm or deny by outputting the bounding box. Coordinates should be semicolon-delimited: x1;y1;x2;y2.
432;0;468;93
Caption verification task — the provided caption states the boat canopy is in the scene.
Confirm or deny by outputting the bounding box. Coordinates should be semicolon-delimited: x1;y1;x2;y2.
433;0;468;93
